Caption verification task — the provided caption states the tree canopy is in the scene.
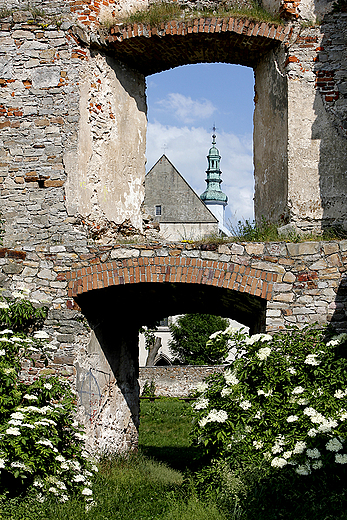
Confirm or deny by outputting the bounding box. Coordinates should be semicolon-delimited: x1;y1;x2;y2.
168;313;229;365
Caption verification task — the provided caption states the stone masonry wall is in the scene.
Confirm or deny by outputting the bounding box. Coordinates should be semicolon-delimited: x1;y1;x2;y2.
0;8;147;252
139;365;225;397
1;239;347;451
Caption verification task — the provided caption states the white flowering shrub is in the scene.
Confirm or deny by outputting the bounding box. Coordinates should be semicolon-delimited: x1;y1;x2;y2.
191;326;347;479
0;295;97;505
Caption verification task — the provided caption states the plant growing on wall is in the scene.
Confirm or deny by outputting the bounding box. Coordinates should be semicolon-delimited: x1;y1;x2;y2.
0;293;98;506
169;314;230;365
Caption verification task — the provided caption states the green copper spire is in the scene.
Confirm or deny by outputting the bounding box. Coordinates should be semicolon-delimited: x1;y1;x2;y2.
200;129;228;204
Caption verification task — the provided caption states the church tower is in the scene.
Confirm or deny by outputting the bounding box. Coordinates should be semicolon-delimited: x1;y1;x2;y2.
200;129;230;236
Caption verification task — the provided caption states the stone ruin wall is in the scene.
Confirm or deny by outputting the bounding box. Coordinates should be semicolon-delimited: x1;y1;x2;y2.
0;0;346;453
1;240;347;452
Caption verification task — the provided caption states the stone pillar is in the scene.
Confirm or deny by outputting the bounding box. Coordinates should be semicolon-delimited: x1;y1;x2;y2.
253;46;289;225
76;320;140;454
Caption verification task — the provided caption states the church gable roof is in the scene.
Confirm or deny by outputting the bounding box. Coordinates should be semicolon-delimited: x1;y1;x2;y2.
144;155;218;224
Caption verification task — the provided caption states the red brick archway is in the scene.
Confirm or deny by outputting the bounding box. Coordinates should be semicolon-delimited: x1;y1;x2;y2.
105;17;292;74
66;255;277;300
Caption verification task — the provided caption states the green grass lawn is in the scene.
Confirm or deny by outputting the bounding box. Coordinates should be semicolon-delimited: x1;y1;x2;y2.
0;398;226;520
139;398;201;472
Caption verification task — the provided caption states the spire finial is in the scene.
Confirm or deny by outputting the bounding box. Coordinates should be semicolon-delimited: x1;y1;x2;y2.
212;123;216;145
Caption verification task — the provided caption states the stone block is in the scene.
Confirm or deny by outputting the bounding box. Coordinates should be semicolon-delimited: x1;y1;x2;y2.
310;259;328;270
31;66;61;89
12;30;35;40
323;242;339;255
266;243;287;256
22;266;38;277
3;263;23;274
273;283;292;292
283;271;296;283
273;292;295;302
230;243;244;255
245;243;264;255
326;253;342;267
110;248;140;259
218;244;231;255
251;261;285;274
37;269;55;280
286;242;320;256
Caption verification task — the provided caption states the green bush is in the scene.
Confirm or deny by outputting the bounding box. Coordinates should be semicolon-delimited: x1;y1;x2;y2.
190;326;347;512
0;294;97;506
169;314;230;365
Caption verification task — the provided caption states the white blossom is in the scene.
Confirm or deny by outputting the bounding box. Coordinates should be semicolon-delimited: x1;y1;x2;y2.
193;398;209;410
10;411;25;420
271;457;287;468
221;387;233;397
43;383;52;390
306;448;321;459
304;354;321;366
307;428;317;437
48;487;58;495
0;349;5;356
8;419;22;426
6;427;20;436
271;444;283;454
287;367;296;375
326;438;343;452
205;409;228;423
239;400;252;410
312;460;323;469
287;415;299;422
296;464;311;475
224;369;239;386
334;390;346;399
0;302;9;309
195;382;208;393
253;440;263;449
292;386;305;395
0;329;12;334
297;398;309;405
335;453;347;464
256;347;272;360
73;474;86;482
293;441;306;454
37;439;54;449
0;458;6;468
81;488;93;496
282;451;293;459
23;394;38;400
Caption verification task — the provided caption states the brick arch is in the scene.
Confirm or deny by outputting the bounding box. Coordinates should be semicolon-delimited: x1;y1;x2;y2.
66;255;277;300
105;17;292;75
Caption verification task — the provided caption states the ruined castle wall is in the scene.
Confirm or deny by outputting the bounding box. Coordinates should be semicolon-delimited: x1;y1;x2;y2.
0;9;147;251
285;13;347;232
253;46;288;225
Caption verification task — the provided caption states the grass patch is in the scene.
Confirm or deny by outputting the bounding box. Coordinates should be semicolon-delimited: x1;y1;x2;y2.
190;218;347;247
109;1;282;28
0;399;225;520
139;398;200;472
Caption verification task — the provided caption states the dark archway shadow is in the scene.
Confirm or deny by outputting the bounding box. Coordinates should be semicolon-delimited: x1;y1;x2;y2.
75;282;266;435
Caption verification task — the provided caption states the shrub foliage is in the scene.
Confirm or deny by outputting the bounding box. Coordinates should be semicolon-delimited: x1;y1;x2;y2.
191;325;347;477
0;291;97;505
169;314;229;365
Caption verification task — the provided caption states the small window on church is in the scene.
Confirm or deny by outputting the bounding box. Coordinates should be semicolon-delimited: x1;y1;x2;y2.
155;205;162;216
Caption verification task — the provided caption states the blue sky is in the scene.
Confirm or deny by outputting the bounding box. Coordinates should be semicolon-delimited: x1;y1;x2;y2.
145;63;255;227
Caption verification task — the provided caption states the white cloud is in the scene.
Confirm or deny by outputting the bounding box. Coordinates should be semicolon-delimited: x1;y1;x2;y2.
155;93;216;124
146;122;254;227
